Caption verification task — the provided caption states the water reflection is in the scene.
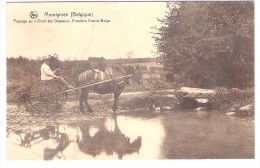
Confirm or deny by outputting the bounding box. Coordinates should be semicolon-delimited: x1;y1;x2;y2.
7;113;165;160
78;116;142;159
44;132;69;160
7;110;253;160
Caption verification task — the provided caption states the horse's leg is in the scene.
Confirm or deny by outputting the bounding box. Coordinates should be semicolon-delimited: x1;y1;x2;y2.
83;89;93;113
79;89;85;113
112;92;120;113
112;85;125;113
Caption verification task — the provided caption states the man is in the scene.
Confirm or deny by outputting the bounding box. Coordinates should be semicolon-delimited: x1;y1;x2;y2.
41;59;74;89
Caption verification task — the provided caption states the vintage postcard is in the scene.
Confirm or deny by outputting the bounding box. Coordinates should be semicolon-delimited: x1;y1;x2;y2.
4;0;256;165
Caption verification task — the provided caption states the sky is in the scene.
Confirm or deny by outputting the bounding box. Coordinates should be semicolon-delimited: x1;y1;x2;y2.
7;2;167;60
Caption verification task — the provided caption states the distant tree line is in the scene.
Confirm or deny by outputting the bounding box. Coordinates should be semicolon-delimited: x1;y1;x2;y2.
153;1;254;88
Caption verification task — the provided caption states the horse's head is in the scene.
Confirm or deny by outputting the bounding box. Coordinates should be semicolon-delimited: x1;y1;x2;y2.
132;65;142;84
112;64;130;85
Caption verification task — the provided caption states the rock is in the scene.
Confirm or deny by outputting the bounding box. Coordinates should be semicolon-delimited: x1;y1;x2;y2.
152;94;179;109
226;112;236;117
196;98;209;103
180;96;212;110
180;97;199;109
163;106;173;110
237;104;254;117
123;93;179;110
154;106;174;112
178;87;215;98
227;107;236;112
177;87;214;109
195;107;207;110
165;94;177;98
160;95;178;105
155;107;161;111
239;104;253;111
179;87;215;94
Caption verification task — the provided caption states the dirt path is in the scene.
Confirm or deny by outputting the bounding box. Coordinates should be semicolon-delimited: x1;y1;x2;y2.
7;99;113;134
6;94;137;134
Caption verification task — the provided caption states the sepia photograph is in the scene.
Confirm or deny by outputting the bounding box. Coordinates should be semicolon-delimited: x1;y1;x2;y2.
3;0;257;163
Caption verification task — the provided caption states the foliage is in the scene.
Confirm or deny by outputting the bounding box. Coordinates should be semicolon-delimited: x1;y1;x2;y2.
211;87;254;112
154;1;254;88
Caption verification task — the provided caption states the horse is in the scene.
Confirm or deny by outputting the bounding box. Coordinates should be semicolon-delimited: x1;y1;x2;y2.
77;116;142;159
122;65;142;84
76;64;142;113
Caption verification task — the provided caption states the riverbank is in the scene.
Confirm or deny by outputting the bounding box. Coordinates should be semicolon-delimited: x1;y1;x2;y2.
6;86;254;136
120;86;255;118
7;81;254;120
211;87;254;117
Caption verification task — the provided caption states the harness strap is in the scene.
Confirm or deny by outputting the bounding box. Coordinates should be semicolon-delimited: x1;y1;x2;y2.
117;81;124;85
84;71;88;82
94;72;98;80
101;71;104;81
109;69;113;78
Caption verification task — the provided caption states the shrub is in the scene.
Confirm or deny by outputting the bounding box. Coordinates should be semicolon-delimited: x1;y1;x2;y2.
211;87;254;112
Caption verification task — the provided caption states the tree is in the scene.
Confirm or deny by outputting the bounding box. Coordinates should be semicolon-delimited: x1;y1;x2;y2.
154;1;254;88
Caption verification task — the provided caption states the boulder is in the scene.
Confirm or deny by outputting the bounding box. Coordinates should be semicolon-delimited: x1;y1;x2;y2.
196;98;209;103
179;96;212;110
237;104;254;117
176;87;214;109
151;94;179;110
180;96;199;109
226;112;236;117
195;107;207;110
178;87;215;98
227;107;236;112
121;93;179;110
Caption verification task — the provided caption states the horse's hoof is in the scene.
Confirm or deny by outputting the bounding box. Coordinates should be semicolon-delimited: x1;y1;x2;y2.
112;111;117;116
112;106;118;112
88;109;94;113
80;109;85;114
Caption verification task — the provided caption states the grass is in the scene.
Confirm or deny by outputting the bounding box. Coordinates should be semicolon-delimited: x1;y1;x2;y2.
211;87;254;116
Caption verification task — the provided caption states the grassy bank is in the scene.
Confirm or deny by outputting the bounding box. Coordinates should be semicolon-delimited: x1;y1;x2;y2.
211;87;254;117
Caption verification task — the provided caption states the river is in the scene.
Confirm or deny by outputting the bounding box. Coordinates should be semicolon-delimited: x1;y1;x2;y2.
7;110;254;160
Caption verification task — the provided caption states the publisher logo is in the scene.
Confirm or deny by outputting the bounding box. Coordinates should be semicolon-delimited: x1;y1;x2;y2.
29;11;38;19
